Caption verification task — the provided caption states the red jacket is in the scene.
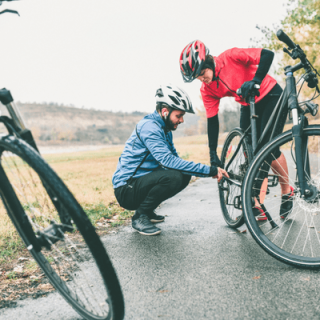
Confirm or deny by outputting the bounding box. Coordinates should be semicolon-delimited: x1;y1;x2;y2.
200;47;277;118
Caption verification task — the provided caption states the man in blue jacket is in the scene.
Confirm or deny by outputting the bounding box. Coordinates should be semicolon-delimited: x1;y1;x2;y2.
112;84;228;235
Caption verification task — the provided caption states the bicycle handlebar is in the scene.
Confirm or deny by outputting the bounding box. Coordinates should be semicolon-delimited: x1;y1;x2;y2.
276;29;296;49
276;29;319;91
0;0;20;16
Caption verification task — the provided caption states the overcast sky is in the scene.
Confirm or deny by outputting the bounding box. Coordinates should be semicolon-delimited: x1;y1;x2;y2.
0;0;290;113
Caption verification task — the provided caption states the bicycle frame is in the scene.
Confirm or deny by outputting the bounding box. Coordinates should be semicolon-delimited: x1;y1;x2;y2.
225;89;288;175
229;68;312;198
249;89;288;155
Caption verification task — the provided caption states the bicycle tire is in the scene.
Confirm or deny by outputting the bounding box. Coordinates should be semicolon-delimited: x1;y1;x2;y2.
242;125;320;268
0;135;124;319
219;127;253;228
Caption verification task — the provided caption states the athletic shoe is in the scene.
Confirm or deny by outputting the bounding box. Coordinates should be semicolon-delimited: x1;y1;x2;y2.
149;211;165;223
132;214;161;236
253;206;267;221
280;186;294;219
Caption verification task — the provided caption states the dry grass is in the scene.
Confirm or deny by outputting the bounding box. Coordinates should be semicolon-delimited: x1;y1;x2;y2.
174;136;209;165
174;134;208;145
173;133;224;161
43;146;124;205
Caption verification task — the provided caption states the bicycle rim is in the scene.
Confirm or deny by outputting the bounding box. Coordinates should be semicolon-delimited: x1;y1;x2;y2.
243;126;320;268
219;128;252;228
0;136;124;319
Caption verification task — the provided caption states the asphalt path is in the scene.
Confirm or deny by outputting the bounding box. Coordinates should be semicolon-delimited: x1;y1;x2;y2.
1;178;320;319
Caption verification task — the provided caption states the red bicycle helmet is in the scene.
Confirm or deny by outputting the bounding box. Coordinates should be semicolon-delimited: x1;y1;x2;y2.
179;40;209;83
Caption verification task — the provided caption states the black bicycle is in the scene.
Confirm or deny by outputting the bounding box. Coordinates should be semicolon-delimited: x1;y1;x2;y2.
0;4;124;319
219;30;320;268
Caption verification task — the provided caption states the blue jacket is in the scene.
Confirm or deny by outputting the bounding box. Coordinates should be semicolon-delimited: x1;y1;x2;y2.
112;111;214;189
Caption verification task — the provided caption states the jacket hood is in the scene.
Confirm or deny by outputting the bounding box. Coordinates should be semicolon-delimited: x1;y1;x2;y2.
144;110;166;130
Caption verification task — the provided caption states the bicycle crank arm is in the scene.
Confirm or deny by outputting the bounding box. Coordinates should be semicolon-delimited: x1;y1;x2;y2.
260;203;278;229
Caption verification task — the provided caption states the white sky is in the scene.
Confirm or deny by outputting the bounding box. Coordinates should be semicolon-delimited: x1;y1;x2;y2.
0;0;290;113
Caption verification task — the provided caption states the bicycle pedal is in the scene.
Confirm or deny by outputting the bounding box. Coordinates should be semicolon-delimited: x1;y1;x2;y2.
234;195;242;209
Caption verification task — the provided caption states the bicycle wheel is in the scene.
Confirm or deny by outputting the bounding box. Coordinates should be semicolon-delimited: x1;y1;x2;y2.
219;127;253;228
0;135;124;319
242;125;320;268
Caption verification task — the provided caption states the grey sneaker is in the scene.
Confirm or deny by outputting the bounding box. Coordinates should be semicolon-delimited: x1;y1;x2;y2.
149;211;165;223
132;214;161;236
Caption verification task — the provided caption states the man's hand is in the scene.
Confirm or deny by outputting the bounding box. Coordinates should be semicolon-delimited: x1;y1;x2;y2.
213;167;229;183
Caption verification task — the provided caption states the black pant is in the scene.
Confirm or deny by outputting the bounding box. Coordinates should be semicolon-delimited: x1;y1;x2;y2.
114;170;191;218
240;83;283;158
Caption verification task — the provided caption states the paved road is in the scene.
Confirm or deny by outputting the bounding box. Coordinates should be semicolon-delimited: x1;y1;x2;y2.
1;178;320;319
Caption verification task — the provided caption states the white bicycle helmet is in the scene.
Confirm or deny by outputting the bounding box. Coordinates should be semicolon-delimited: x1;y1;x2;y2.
155;84;195;114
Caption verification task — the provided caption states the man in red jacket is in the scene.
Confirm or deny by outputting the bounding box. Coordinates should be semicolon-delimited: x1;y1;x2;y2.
179;40;293;219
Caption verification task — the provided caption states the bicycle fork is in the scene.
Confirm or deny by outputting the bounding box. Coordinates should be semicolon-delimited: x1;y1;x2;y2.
286;72;311;198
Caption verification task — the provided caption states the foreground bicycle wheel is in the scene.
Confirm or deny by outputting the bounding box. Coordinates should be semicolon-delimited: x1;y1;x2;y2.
219;128;253;228
242;125;320;268
0;136;124;319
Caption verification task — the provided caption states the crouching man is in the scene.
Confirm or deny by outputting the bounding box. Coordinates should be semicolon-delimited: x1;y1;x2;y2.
112;84;228;235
